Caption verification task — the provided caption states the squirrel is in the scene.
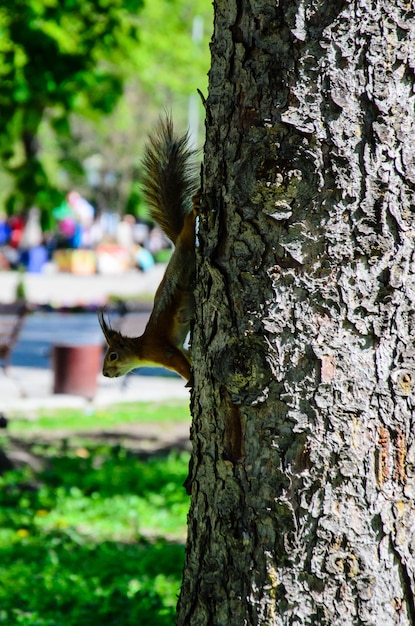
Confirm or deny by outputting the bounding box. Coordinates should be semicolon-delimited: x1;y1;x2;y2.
98;116;199;382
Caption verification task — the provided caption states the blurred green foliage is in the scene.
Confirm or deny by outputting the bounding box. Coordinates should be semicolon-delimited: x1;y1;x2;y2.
0;441;190;625
134;1;209;97
0;0;212;218
0;0;143;214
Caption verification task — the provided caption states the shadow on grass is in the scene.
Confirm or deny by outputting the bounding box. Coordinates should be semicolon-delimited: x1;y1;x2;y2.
0;438;190;626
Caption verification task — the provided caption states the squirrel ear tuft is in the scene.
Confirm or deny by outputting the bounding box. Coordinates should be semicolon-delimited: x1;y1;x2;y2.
98;309;113;342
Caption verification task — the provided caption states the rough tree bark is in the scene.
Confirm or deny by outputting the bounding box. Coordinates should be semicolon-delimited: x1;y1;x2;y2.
177;1;415;624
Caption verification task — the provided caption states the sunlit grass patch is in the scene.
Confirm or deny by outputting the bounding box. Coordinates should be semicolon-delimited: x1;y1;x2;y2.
0;535;183;625
9;400;190;432
0;441;190;625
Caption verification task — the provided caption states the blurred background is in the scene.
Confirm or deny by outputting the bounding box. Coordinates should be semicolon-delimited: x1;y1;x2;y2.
0;0;212;278
0;3;213;624
0;0;213;398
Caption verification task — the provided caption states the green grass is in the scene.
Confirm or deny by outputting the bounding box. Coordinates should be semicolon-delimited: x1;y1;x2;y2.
0;402;191;625
0;538;184;625
9;400;190;432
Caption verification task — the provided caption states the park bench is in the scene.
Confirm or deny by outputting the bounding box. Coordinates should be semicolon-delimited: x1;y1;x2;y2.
0;302;29;396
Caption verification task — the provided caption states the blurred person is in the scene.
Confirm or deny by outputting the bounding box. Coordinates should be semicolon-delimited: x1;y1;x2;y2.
89;214;105;247
52;199;78;248
66;190;95;247
19;206;43;250
135;244;154;271
18;207;48;272
8;214;24;248
1;214;24;268
0;212;12;269
132;221;150;245
0;212;11;245
116;213;135;250
146;226;165;255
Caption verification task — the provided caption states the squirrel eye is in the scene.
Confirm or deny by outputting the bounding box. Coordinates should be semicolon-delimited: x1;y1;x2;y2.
109;352;118;362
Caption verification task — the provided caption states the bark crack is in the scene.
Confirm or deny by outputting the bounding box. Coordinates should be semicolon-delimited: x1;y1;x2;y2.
389;536;415;626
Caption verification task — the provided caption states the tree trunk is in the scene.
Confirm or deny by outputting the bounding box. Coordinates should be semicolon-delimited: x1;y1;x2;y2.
177;1;415;624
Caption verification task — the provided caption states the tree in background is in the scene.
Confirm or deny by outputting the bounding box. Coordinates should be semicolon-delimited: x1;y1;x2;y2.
0;0;212;219
61;0;212;217
0;0;144;215
178;0;415;623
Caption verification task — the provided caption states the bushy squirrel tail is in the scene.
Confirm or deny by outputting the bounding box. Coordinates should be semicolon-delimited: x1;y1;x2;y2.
141;116;199;244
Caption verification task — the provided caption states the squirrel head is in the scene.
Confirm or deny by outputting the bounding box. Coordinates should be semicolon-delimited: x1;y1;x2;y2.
98;310;144;378
98;308;192;381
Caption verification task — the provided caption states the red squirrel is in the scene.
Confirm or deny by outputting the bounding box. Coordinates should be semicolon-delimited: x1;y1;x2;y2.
98;117;199;381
